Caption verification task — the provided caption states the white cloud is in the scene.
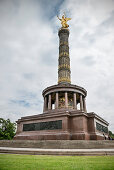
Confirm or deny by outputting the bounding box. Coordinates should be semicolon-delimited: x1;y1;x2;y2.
0;0;114;131
61;0;114;131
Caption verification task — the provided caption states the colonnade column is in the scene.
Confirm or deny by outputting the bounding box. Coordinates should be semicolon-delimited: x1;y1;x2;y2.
65;92;68;108
55;92;58;109
73;93;77;109
80;94;83;111
48;94;51;110
83;97;87;112
43;96;47;112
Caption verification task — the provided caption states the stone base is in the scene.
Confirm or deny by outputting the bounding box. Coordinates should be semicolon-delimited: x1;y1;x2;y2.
14;109;108;140
14;133;104;140
14;132;70;140
1;140;114;149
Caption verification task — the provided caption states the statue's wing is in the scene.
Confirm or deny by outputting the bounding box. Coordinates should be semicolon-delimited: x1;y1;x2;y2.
65;18;71;21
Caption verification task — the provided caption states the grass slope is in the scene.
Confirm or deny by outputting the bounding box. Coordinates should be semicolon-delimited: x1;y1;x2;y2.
0;154;114;170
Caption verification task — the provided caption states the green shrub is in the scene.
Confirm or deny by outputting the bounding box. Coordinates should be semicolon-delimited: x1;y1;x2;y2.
0;118;16;140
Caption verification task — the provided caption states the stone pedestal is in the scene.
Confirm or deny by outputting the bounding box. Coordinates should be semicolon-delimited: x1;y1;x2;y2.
14;83;109;140
14;108;108;140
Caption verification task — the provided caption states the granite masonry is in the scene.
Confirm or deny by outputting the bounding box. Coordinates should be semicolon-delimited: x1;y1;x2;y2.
14;26;109;140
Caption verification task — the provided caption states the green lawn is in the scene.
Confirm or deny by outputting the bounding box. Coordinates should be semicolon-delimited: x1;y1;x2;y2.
0;154;114;170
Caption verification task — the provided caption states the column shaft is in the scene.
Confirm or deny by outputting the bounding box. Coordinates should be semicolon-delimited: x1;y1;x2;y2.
55;92;59;109
48;94;51;110
65;92;68;108
43;96;47;112
80;94;83;111
83;97;87;112
73;93;77;109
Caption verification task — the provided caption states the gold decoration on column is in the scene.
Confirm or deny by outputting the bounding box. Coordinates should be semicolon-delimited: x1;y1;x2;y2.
58;78;71;84
59;52;69;57
58;64;70;69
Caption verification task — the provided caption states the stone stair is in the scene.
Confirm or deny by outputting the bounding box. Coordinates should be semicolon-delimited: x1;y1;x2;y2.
0;140;114;155
0;140;114;149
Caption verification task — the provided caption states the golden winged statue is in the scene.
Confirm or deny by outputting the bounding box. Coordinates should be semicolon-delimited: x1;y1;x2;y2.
57;13;71;28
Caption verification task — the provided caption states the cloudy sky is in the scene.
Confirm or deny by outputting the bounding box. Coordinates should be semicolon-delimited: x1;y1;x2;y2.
0;0;114;131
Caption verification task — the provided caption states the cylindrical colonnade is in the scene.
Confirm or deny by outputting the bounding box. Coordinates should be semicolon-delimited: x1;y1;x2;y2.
43;84;87;113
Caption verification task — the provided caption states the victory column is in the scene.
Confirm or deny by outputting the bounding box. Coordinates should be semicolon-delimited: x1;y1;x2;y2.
14;14;109;140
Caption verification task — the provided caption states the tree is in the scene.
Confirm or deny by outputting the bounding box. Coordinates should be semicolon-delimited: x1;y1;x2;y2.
109;131;114;139
0;118;16;140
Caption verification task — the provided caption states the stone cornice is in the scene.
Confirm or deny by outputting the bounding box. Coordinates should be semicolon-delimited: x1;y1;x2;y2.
42;84;87;97
16;111;71;123
87;112;109;125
